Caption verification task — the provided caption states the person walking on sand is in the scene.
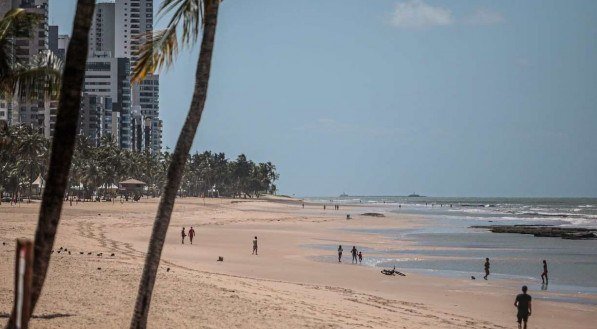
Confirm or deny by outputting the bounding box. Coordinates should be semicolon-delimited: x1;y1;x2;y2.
514;285;532;329
181;227;186;244
358;251;363;264
484;257;490;280
351;246;358;264
252;236;258;255
188;226;196;245
338;245;343;262
541;260;548;284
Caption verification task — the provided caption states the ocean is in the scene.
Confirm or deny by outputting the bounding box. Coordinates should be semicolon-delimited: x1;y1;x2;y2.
305;196;597;303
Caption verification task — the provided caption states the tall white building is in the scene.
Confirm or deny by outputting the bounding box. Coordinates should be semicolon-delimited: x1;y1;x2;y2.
114;0;154;67
88;0;161;153
88;1;115;56
84;53;132;149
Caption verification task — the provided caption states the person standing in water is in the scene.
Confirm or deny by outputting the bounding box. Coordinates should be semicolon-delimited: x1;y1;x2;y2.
252;236;258;255
188;226;196;245
181;227;186;244
483;258;490;280
514;285;532;329
541;260;548;284
358;251;363;264
337;245;343;262
351;246;358;264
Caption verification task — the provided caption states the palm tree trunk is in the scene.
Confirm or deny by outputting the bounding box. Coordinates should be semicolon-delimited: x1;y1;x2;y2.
129;1;221;327
23;0;95;318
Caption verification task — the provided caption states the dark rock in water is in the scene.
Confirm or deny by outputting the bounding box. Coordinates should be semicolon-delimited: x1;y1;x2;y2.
471;276;476;280
470;225;597;240
562;232;597;240
361;213;385;217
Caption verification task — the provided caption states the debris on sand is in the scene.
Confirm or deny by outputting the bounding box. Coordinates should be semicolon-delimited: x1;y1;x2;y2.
362;213;385;217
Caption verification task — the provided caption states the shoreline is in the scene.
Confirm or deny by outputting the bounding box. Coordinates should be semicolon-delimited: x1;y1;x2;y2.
1;198;596;328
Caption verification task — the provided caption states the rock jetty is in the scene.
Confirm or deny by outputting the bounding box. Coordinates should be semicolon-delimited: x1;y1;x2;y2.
470;225;597;240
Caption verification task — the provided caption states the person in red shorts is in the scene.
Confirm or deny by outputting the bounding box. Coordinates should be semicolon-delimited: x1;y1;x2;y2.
541;260;548;284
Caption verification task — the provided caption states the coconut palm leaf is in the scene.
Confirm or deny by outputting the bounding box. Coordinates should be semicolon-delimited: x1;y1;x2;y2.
1;9;62;102
131;0;204;82
9;50;63;100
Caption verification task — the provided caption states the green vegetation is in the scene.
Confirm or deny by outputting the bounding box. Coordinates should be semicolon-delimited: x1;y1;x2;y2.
0;125;279;201
0;8;62;101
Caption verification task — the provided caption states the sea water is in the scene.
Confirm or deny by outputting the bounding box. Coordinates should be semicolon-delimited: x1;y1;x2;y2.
305;197;597;303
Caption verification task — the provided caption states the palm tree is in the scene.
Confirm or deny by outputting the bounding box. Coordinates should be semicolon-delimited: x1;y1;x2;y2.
130;0;222;327
0;9;62;102
16;128;48;200
20;0;96;321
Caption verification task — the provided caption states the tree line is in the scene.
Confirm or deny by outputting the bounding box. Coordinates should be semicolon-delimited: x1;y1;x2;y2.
0;124;279;201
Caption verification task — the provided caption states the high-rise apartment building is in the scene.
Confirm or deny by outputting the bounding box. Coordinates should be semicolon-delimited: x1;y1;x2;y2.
114;0;154;67
79;94;113;145
84;53;132;149
87;0;161;153
88;1;116;56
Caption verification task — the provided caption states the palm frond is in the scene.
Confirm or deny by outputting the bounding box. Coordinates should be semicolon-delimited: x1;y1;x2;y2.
10;50;63;100
0;8;47;99
0;9;32;83
132;0;205;82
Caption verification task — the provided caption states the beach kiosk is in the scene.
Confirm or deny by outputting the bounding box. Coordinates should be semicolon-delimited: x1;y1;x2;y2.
119;179;146;200
31;175;45;197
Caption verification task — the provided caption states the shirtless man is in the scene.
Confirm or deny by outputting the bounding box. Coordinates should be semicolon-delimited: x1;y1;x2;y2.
514;286;532;329
484;257;490;280
351;246;358;264
188;226;196;245
252;236;258;255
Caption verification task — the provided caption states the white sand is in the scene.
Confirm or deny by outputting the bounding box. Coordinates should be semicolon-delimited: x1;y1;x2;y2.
0;197;595;328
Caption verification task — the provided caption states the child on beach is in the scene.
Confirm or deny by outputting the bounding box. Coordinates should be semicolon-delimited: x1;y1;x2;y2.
358;251;363;263
181;227;186;244
188;227;195;245
514;285;532;329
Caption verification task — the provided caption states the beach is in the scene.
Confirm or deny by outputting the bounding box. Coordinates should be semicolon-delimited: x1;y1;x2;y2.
0;197;595;328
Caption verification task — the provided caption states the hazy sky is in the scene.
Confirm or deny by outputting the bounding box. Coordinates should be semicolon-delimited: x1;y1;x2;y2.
50;0;597;197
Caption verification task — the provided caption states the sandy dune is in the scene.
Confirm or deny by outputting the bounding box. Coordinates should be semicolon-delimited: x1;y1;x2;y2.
0;198;595;328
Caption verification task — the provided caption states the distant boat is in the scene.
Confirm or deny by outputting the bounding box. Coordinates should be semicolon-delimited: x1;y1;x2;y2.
339;192;349;197
407;193;422;197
